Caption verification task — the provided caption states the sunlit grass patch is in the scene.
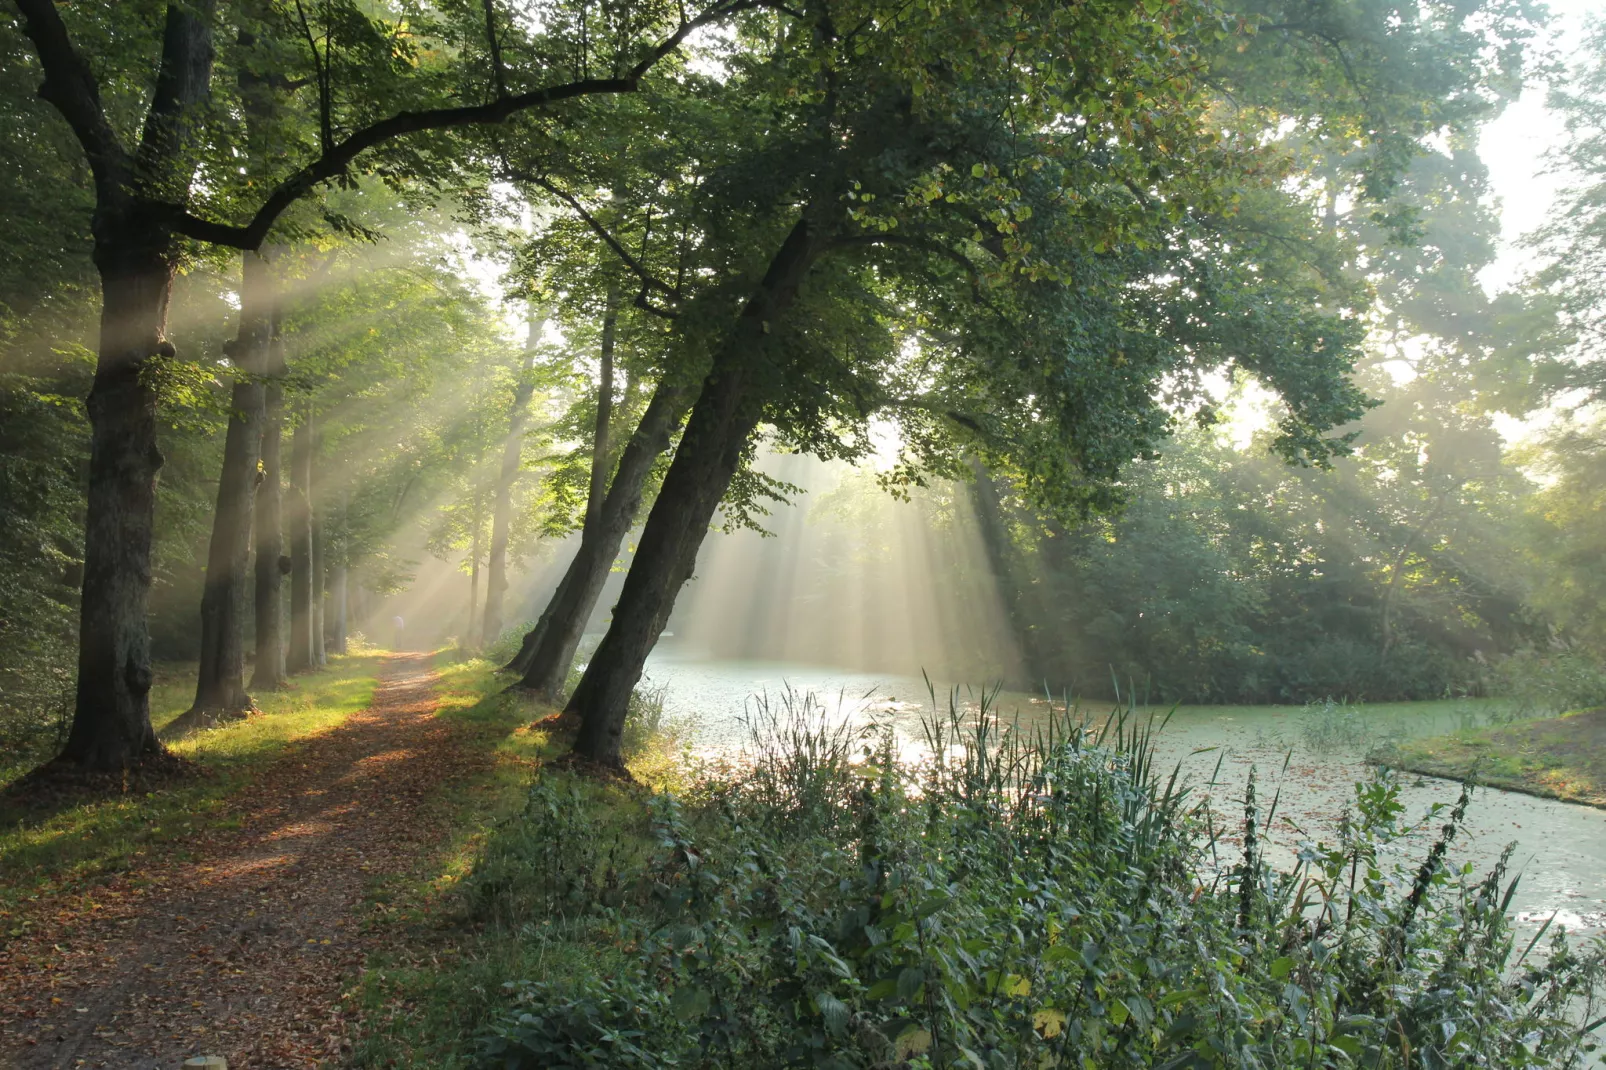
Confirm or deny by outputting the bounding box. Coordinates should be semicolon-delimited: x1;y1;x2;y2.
346;657;692;1068
0;654;383;916
1374;705;1606;808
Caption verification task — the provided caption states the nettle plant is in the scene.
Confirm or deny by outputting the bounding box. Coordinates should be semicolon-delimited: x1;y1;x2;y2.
473;691;1603;1069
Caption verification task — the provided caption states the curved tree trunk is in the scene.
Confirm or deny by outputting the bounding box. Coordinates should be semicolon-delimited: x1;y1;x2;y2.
567;218;824;766
514;376;690;700
186;250;274;724
286;408;315;674
251;316;288;690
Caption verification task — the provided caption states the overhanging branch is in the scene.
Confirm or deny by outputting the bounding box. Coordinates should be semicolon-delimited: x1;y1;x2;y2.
164;0;765;250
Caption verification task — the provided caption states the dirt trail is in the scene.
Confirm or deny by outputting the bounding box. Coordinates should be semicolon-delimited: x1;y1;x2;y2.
0;654;479;1069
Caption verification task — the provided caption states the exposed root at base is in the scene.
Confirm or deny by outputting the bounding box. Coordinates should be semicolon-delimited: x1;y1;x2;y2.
529;710;582;733
545;749;637;785
162;702;259;740
1;749;207;810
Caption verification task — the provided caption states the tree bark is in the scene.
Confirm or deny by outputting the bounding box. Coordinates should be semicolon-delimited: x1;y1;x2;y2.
251;312;288;690
327;488;348;655
22;0;221;771
567;217;826;765
328;560;348;655
513;375;690;699
311;493;326;668
286;408;315;674
61;246;176;769
585;290;619;530
185;250;273;723
482;322;540;645
467;484;484;650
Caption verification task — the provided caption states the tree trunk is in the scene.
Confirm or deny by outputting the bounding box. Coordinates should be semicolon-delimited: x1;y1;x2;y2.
35;0;219;772
286;409;315;674
185;250;273;724
60;247;176;770
251;312;288;690
311;494;326;668
468;485;484;650
567;217;825;766
966;459;1038;682
328;560;348;655
482;321;540;646
585;289;619;530
328;488;348;656
514;375;690;699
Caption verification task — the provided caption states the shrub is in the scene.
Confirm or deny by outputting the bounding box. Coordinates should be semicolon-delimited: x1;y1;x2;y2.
1491;640;1606;718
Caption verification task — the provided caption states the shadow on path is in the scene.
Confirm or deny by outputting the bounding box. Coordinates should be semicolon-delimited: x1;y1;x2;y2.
0;654;480;1069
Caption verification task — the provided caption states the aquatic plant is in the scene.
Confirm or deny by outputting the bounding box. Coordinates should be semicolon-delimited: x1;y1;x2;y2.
1299;695;1372;753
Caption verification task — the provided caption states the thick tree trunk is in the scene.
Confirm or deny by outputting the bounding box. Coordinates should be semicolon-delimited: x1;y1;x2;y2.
35;0;218;772
513;376;690;699
61;249;176;770
186;251;273;724
286;410;315;674
567;218;825;766
251;318;288;690
482;326;539;646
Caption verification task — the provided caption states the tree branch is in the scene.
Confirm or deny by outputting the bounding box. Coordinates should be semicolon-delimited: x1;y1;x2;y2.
513;169;683;300
164;0;764;250
12;0;128;193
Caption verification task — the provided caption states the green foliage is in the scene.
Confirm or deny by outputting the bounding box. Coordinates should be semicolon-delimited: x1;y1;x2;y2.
467;697;1602;1069
1489;641;1606;718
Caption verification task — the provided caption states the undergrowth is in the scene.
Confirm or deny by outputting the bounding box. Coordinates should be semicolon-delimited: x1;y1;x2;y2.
355;684;1606;1069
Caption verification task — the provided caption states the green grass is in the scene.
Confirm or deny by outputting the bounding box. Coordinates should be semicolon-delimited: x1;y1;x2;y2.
1373;706;1606;808
0;653;384;921
343;656;682;1070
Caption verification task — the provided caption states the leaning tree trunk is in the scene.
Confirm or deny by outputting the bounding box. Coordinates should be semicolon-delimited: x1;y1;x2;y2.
286;408;315;674
251;314;288;690
185;250;273;725
482;327;539;646
513;376;689;700
567;218;825;766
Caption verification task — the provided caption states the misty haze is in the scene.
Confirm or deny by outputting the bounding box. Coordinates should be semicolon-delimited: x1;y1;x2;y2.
3;0;1606;1066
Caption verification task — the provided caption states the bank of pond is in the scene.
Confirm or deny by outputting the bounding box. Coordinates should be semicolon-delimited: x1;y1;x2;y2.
351;651;1606;1068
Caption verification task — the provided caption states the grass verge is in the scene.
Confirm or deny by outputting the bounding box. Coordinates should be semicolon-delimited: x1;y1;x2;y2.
0;653;384;919
342;655;679;1070
1373;706;1606;809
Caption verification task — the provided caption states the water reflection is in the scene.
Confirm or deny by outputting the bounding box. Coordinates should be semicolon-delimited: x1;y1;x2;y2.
640;650;1606;944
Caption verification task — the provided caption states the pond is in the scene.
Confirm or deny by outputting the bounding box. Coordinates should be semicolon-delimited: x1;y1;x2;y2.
638;650;1606;946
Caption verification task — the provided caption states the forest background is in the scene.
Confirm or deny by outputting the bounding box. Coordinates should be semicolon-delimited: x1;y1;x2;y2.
3;0;1606;779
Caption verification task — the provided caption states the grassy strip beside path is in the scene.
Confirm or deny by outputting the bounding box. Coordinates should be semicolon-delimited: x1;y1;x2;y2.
0;653;384;919
341;654;680;1069
1373;706;1606;809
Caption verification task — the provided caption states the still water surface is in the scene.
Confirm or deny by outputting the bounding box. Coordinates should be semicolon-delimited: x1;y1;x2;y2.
640;650;1606;945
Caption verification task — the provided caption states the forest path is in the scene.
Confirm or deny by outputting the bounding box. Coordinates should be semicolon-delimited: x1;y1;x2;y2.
1;654;478;1069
